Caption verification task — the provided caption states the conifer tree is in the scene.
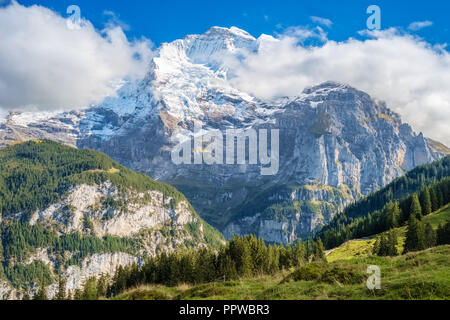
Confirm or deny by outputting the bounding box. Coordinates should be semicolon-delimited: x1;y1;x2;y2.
292;240;306;266
372;237;381;255
437;222;450;245
429;187;439;212
387;230;399;256
384;201;400;229
404;216;426;253
56;275;66;300
424;223;436;248
217;249;238;280
97;274;108;298
33;280;48;300
74;289;82;300
312;239;326;262
266;245;280;273
419;187;432;216
82;277;99;300
409;194;423;220
228;236;252;277
373;231;397;257
437;189;445;209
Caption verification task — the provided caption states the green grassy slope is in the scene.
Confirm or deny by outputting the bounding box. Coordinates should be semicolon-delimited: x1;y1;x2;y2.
113;245;450;300
326;204;450;262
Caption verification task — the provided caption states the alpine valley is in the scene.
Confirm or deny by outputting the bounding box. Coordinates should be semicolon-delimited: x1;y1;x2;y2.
0;26;449;299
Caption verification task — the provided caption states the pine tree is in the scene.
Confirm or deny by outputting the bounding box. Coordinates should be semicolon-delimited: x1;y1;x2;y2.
424;223;436;248
55;275;66;300
228;236;252;277
97;274;108;298
265;245;280;273
409;194;423;220
404;216;426;253
377;235;388;256
250;238;267;275
437;189;445;210
73;288;82;300
437;222;450;245
372;237;381;255
278;244;292;270
82;277;98;300
384;201;400;229
373;231;397;257
419;187;432;216
33;280;48;300
312;240;326;262
292;240;306;266
387;230;398;256
22;291;30;300
217;248;238;280
429;187;439;212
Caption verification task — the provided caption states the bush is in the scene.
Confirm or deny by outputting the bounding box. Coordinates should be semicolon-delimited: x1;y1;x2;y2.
289;262;326;281
285;262;364;285
321;266;364;285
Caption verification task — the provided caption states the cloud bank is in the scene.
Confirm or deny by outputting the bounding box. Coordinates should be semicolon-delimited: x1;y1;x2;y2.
222;28;450;146
0;2;153;111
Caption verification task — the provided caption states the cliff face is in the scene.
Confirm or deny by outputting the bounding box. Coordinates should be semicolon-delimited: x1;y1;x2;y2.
0;27;447;247
1;181;218;300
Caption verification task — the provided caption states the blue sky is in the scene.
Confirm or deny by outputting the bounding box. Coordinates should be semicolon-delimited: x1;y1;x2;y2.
15;0;450;46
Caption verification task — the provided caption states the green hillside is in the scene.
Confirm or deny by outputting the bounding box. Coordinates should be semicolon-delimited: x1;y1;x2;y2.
326;203;450;262
0;140;224;292
316;156;450;249
1;140;194;217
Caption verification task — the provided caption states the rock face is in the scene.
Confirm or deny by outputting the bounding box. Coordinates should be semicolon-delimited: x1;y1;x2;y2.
1;178;223;300
0;27;448;246
29;182;201;250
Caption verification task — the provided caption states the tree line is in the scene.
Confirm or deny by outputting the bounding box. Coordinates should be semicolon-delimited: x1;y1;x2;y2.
319;177;450;250
106;235;327;298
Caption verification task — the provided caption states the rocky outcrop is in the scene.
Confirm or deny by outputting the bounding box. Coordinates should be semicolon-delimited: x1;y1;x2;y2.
1;178;223;299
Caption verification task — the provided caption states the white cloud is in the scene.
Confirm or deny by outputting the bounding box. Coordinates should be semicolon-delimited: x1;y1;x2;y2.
280;25;328;44
0;2;153;111
222;28;450;146
408;20;433;31
310;16;333;28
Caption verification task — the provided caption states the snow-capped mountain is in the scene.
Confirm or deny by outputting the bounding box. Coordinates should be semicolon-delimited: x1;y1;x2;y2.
0;26;448;243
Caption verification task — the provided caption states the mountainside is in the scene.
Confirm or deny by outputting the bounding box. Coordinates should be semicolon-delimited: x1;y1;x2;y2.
0;27;447;244
0;140;224;299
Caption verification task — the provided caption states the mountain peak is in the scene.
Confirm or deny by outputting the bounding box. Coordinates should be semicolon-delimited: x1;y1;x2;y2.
203;26;256;41
302;81;352;94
